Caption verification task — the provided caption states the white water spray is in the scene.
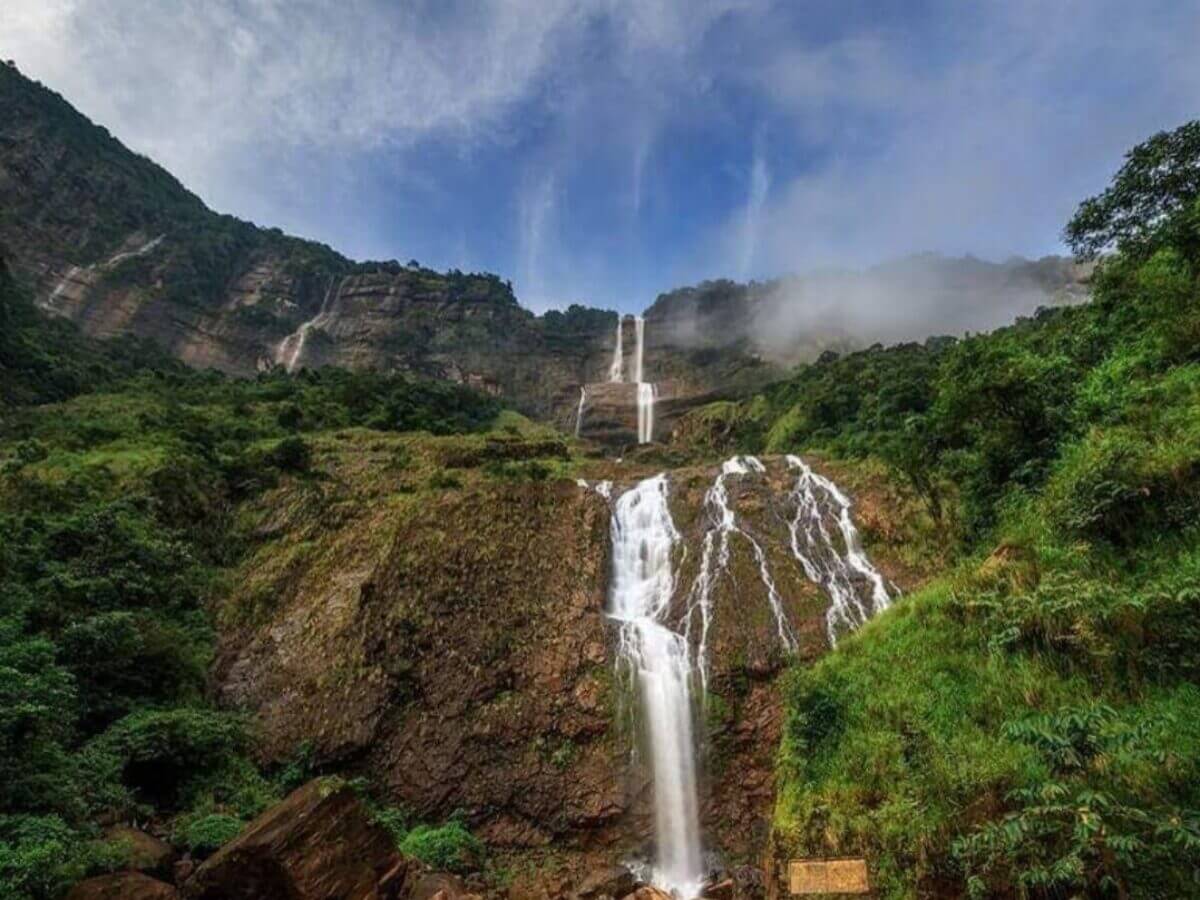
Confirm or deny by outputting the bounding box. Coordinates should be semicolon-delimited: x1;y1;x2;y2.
609;316;625;382
276;276;340;373
785;455;891;644
609;476;705;899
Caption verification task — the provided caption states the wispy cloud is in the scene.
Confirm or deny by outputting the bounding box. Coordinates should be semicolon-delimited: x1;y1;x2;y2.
3;0;1199;315
737;131;770;279
517;170;558;309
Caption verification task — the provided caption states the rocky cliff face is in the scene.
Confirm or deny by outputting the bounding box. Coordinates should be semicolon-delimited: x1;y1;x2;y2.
1;63;1088;435
211;428;938;884
0;64;631;421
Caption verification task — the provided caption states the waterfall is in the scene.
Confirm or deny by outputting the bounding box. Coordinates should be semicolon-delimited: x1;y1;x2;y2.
634;315;646;383
45;265;81;309
609;315;625;382
785;455;891;644
634;316;655;445
574;387;588;437
277;276;340;373
637;383;656;444
103;234;165;268
609;476;705;899
43;234;165;309
686;457;796;687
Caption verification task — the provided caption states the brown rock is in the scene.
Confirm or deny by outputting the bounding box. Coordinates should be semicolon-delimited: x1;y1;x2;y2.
573;864;636;899
173;856;196;886
508;871;571;900
104;826;176;879
701;878;734;899
410;873;483;900
622;888;672;900
181;779;412;900
66;872;178;900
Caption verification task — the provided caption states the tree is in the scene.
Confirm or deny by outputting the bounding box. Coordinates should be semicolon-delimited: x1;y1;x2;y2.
1065;120;1200;260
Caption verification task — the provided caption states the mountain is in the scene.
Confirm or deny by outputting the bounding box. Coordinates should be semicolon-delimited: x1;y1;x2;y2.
1;61;1086;438
0;62;629;420
643;253;1092;370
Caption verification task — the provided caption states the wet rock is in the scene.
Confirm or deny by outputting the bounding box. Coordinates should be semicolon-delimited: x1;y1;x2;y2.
104;825;176;879
573;864;636;899
66;872;178;900
181;779;412;900
621;888;672;900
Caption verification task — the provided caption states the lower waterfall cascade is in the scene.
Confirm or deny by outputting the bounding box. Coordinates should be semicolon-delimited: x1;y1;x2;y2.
600;456;892;898
609;475;705;897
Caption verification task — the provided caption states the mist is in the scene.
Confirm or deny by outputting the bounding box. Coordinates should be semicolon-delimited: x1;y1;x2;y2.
647;253;1092;365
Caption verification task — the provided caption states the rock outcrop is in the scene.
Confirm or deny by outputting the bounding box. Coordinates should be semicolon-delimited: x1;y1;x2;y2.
181;779;413;900
66;873;178;900
104;826;177;880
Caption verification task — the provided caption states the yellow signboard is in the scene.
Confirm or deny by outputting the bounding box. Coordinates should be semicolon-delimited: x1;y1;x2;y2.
788;858;870;895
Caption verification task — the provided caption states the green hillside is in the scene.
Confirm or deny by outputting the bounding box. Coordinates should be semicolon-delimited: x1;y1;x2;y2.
686;124;1200;897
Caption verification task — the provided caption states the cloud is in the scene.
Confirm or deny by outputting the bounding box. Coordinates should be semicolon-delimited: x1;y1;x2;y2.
737;131;770;279
710;0;1200;277
3;0;1199;319
517;169;558;310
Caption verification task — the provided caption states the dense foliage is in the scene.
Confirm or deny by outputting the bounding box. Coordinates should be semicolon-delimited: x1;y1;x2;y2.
0;271;501;898
754;129;1200;897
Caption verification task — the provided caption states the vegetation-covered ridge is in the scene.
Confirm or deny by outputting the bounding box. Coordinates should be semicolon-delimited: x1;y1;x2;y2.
689;122;1200;897
0;259;509;897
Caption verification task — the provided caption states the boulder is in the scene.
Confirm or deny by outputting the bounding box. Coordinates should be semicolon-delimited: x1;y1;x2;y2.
182;779;413;900
66;872;178;900
104;825;176;879
621;888;672;900
700;878;734;899
410;873;482;900
574;865;636;899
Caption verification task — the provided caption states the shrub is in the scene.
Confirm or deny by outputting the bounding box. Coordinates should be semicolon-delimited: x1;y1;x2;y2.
427;471;461;490
269;436;312;473
398;820;484;873
0;815;126;900
175;813;243;856
59;611;206;734
89;708;245;809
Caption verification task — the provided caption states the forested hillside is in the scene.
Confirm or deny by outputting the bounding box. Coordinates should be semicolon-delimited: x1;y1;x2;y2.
0;262;507;898
673;122;1200;897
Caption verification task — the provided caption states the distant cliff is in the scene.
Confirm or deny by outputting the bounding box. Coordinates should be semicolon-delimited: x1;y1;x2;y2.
0;62;1088;428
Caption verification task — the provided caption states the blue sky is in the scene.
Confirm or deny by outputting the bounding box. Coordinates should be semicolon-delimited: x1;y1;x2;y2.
4;0;1199;312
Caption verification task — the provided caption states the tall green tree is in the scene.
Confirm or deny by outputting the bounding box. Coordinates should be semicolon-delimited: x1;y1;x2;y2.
1065;120;1200;260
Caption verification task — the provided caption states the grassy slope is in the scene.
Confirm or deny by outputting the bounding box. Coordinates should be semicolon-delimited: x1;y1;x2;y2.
738;227;1200;896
